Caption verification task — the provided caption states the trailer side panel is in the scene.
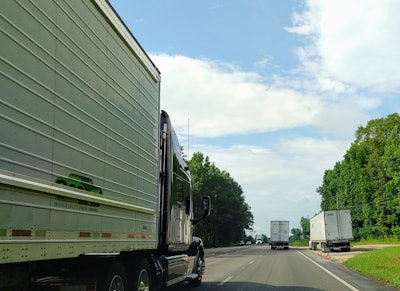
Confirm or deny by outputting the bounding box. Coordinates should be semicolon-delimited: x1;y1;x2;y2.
1;0;161;264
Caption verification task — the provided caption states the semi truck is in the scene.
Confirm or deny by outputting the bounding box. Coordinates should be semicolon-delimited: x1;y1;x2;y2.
309;210;353;252
0;1;210;290
269;221;289;250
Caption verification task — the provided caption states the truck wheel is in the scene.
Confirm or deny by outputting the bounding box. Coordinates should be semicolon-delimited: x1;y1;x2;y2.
322;243;330;253
189;252;204;288
129;259;151;291
97;262;127;291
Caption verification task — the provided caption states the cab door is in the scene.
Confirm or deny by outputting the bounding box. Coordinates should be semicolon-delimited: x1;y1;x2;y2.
168;150;192;250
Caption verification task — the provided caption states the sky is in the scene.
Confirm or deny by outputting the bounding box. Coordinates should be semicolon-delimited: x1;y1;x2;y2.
109;0;400;237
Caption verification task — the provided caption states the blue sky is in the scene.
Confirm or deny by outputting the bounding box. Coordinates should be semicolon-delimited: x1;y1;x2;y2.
110;0;400;236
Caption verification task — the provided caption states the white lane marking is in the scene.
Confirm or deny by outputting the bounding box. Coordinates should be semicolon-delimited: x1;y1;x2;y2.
248;260;254;265
218;276;233;286
296;250;360;291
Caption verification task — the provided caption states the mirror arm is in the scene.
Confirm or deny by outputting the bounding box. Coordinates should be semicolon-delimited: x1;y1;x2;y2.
191;214;208;225
191;195;211;225
191;218;201;225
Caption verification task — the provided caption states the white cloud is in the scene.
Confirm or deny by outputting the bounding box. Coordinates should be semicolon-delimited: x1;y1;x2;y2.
147;49;377;235
287;0;400;92
144;0;400;235
192;137;350;235
152;53;372;140
152;54;323;138
314;103;370;136
148;53;367;233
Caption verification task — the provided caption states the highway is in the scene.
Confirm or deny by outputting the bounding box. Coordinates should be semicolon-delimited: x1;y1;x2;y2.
170;245;399;291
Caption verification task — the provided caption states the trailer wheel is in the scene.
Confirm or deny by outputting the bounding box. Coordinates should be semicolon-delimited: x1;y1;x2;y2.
129;259;151;291
97;262;127;291
312;243;317;251
322;243;330;253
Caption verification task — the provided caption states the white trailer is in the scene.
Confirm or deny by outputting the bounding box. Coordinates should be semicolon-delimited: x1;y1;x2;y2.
270;221;289;250
0;1;210;290
309;210;353;252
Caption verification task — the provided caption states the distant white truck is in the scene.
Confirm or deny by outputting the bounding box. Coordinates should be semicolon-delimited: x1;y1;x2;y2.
309;210;353;252
270;221;289;250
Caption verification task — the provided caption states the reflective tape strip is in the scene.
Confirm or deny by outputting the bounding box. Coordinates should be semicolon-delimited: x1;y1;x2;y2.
12;229;32;237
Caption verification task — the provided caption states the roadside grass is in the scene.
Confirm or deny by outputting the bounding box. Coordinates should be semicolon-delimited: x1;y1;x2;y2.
343;246;400;288
351;237;400;246
291;239;309;247
291;237;400;247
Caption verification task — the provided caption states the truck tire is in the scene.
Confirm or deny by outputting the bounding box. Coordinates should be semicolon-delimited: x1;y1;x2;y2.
322;243;330;253
128;258;151;291
188;251;204;288
97;262;128;291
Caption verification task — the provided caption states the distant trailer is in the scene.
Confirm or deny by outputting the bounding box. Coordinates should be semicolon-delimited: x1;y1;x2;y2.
270;221;289;250
309;210;353;252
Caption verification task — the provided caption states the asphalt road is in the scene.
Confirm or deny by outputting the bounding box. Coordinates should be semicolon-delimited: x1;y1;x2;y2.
169;245;399;291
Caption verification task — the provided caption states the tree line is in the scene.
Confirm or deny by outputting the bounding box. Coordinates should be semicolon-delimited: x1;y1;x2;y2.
189;152;254;247
317;113;400;240
188;113;400;245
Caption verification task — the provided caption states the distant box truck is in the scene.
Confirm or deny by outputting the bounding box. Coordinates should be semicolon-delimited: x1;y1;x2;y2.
0;1;211;290
309;210;353;252
270;221;289;250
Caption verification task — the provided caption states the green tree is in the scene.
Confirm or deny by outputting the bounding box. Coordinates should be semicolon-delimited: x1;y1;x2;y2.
382;125;400;237
291;228;302;241
316;113;400;239
300;217;310;237
189;152;254;247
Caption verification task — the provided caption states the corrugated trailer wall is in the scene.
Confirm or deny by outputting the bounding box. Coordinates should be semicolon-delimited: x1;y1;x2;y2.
0;0;161;263
310;212;327;241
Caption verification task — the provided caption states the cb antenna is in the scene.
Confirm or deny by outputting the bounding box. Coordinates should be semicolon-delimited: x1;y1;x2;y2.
187;117;190;160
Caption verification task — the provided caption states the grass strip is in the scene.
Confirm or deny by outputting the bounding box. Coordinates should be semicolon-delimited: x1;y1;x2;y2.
291;239;309;247
343;246;400;288
352;238;400;245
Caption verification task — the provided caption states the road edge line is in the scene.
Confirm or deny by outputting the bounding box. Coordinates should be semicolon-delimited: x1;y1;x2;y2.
296;250;360;291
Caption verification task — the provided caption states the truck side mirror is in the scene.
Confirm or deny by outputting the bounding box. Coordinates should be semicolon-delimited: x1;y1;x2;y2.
201;196;211;218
